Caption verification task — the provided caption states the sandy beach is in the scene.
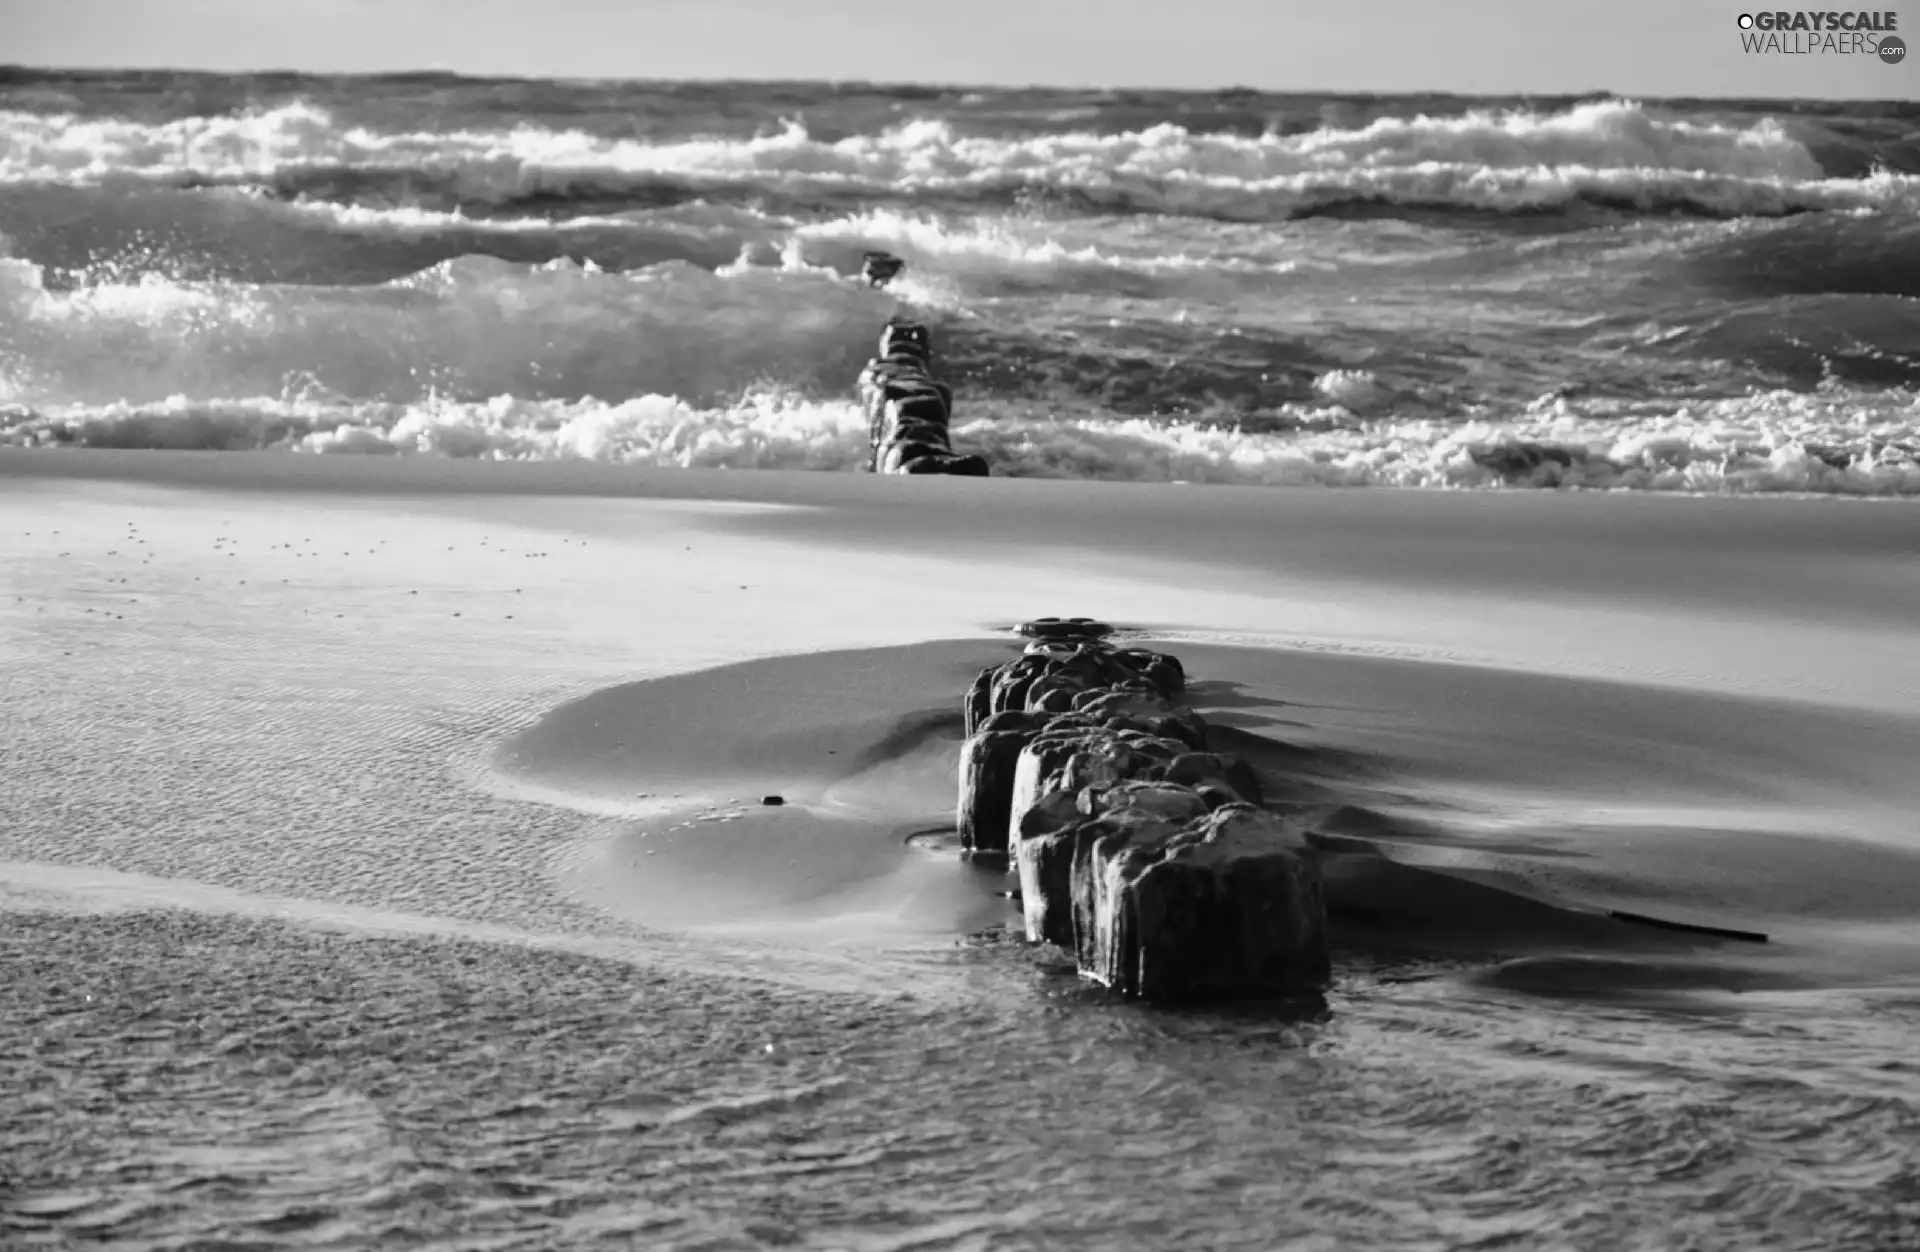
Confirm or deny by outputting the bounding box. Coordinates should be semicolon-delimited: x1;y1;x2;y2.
4;448;1920;1248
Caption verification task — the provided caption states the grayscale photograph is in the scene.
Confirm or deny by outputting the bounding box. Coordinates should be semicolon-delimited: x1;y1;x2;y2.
2;2;1916;1249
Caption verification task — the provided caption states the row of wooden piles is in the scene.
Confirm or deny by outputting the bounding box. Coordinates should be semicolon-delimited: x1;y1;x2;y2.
855;252;987;476
957;618;1332;1004
856;319;988;476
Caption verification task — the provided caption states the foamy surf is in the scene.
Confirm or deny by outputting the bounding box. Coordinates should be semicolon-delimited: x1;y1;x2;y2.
7;383;1917;494
4;74;1917;493
5;98;1916;218
0;253;898;406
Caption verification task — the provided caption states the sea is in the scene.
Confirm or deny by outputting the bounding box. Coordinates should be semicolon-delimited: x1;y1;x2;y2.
2;68;1918;492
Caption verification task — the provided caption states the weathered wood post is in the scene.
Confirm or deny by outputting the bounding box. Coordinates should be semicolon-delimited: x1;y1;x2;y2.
855;319;989;476
1075;805;1330;1002
953;618;1332;1004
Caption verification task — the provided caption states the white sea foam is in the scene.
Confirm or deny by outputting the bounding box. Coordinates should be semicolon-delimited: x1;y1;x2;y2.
3;100;1911;218
0;254;896;406
267;199;649;234
251;197;798;242
6;384;1915;496
1312;369;1392;413
789;208;1309;293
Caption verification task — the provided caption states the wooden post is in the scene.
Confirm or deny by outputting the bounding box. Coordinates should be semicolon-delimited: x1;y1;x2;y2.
1075;805;1330;1003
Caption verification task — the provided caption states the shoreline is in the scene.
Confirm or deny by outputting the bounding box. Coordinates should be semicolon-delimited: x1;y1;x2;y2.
10;445;1920;503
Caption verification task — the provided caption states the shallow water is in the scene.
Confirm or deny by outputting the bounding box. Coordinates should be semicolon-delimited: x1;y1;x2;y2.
6;907;1920;1252
2;71;1917;491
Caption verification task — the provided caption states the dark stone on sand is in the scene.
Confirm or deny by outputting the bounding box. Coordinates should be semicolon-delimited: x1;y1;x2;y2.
1073;803;1330;1002
861;250;906;287
762;795;785;806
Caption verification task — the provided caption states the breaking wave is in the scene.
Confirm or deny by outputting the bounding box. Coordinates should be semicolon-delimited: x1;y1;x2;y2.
4;98;1915;221
0;253;896;406
7;382;1916;496
5;79;1916;497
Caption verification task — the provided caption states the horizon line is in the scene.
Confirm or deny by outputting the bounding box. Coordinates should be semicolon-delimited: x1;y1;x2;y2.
1;62;1910;108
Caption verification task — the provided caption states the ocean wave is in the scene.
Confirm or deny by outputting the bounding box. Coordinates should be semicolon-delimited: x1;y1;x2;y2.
792;208;1301;275
0;183;794;286
3;99;1913;221
1679;213;1920;300
978;386;1920;493
0;254;897;406
1664;295;1920;389
6;384;1916;496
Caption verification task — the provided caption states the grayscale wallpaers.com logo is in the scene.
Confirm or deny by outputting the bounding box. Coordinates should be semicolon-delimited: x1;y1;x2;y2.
1736;10;1907;61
